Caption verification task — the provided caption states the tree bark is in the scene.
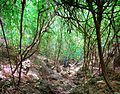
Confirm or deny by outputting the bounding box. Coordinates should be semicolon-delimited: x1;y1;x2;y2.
86;0;114;92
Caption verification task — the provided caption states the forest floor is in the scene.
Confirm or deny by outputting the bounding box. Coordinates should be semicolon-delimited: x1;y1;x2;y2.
0;50;120;94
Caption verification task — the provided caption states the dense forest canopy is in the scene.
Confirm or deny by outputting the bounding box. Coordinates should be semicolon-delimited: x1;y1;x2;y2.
0;0;120;59
0;0;120;93
0;0;86;60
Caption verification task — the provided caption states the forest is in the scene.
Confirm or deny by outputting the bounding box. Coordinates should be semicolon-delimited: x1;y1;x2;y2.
0;0;120;94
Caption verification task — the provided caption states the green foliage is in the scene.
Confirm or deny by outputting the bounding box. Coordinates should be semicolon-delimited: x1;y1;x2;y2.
1;0;120;61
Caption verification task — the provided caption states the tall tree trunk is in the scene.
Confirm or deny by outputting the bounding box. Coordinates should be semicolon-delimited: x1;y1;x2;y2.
86;0;114;92
94;19;113;92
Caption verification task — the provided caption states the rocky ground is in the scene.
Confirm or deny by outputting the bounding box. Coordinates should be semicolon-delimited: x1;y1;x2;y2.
0;47;120;94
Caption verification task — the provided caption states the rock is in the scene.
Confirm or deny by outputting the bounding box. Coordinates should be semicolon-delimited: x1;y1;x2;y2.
96;80;106;89
56;66;61;73
22;59;32;69
50;74;62;80
0;37;5;46
44;59;52;68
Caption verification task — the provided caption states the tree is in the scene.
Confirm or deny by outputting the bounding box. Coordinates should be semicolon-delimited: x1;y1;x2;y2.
53;0;120;92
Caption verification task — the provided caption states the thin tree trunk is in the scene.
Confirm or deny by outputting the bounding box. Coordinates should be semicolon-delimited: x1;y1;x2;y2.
56;31;62;60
